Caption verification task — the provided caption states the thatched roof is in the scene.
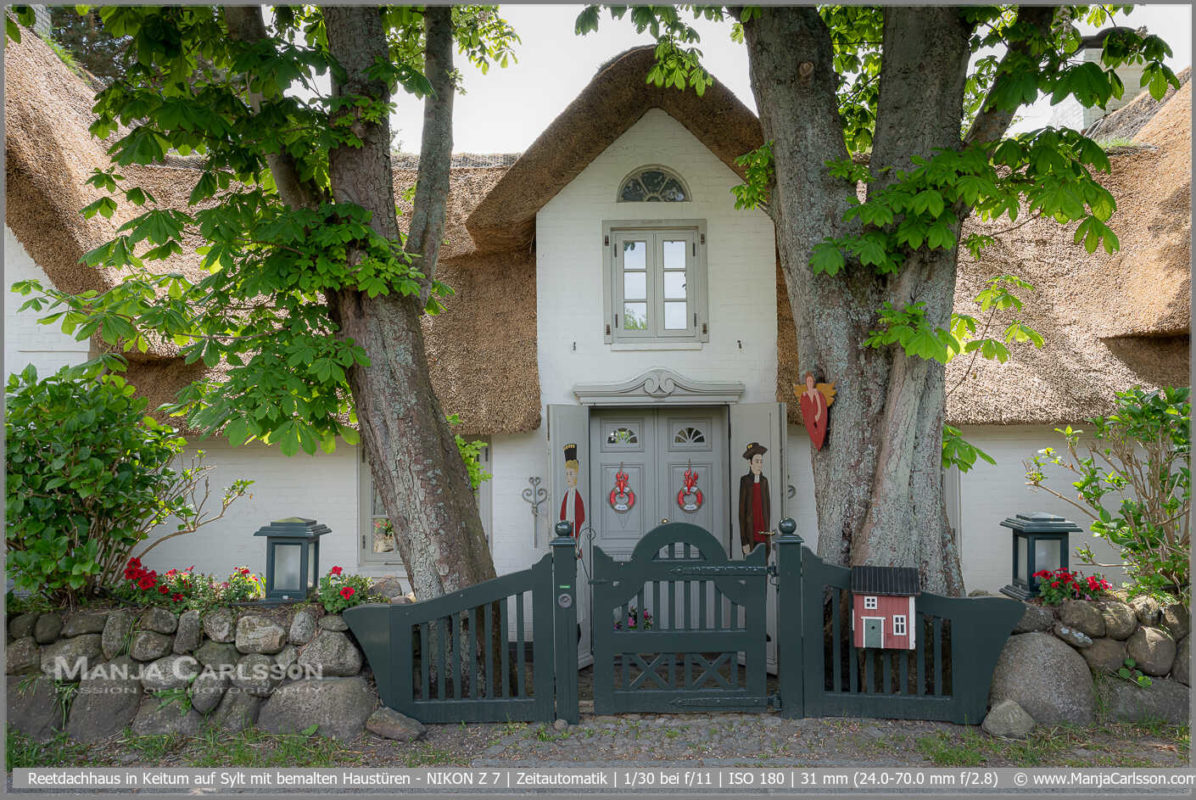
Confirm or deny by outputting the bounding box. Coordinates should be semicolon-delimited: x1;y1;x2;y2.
7;33;1189;436
465;45;763;253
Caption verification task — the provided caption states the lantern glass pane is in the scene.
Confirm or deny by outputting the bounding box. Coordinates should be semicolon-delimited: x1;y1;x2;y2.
1016;537;1028;582
1036;538;1061;572
274;543;302;592
308;543;317;588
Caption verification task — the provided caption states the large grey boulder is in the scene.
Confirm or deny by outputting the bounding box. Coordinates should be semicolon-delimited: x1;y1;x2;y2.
369;577;405;600
1173;637;1189;686
130;630;173;662
289;609;317;645
173;610;202;654
366;707;426;742
1100;601;1138;640
274;645;298;672
101;609;137;660
207;689;261;732
141;607;178;635
131;695;204;737
66;655;142;742
62;611;108;638
1082;638;1127;675
989;632;1095;725
140;654;200;692
1162;604;1190;641
195;641;240;670
40;634;102;678
235;615;287;655
1059;600;1105;638
33;613;63;644
203;608;236;643
231;654;279;697
7;636;40;674
982;699;1035;739
1097;677;1190;724
1012;604;1055;634
1131;596;1162;627
189;671;229;714
297;631;362;677
8;676;64;742
1126;627;1177;677
9;612;39;640
318;614;348;632
257;677;376;741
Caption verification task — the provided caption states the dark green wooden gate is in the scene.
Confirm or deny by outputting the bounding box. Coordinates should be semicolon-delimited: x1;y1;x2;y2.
590;523;771;714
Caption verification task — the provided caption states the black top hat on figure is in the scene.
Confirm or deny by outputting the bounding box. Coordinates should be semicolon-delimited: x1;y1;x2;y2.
742;442;768;460
563;443;579;463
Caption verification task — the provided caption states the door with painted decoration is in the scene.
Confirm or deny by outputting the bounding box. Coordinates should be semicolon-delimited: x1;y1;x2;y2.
588;409;728;561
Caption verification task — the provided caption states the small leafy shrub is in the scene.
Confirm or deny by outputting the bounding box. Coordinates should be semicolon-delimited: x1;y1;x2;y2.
613;606;653;631
316;566;372;614
221;567;264;603
1026;387;1190;604
1034;567;1110;605
5;365;250;606
1118;657;1153;688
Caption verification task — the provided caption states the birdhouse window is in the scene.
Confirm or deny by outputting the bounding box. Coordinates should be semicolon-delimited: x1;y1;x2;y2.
864;596;878;610
617;166;690;202
893;615;907;636
603;223;708;346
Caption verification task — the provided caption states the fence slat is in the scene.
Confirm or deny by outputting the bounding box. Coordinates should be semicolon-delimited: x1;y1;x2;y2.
484;604;495;699
883;650;892;694
899;650;909;696
933;617;943;697
468;607;479;699
500;598;510;699
516;593;526;698
419;623;430;700
831;589;841;693
437;617;447;700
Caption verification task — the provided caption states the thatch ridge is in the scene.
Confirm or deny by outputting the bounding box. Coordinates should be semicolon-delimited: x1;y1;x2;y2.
465;45;763;253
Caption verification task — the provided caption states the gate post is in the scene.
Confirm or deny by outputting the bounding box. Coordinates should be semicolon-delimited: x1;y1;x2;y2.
775;518;804;718
551;522;579;724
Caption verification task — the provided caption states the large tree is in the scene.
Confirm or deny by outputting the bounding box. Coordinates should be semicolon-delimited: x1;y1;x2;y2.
581;5;1178;594
7;6;518;599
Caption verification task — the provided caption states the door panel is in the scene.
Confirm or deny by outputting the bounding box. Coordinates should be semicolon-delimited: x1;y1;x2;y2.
658;412;725;540
590;413;656;562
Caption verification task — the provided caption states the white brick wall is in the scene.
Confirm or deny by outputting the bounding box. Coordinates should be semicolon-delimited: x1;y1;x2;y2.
4;226;91;380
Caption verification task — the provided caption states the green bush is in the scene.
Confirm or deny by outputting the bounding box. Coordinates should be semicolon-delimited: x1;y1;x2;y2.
1026;386;1190;605
5;365;249;606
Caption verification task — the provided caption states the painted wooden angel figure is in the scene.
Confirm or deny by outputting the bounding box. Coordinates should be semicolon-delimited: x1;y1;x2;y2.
796;371;836;451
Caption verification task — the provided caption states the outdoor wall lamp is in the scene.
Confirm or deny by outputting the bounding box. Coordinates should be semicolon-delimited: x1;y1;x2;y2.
999;511;1081;600
254;517;330;601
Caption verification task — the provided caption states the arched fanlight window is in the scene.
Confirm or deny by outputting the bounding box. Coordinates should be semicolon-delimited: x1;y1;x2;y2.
618;166;690;202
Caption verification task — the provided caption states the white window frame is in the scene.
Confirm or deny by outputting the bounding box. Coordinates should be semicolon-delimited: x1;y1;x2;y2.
893;614;907;636
358;443;493;565
864;596;878;610
602;220;709;347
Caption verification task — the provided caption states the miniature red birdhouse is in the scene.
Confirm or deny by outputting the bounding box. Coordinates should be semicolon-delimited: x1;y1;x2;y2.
851;566;920;650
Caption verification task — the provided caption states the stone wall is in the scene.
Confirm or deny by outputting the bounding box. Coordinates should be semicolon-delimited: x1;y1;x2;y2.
5;604;422;744
984;597;1190;738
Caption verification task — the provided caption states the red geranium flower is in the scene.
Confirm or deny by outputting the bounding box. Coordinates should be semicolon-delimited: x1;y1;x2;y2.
340;586;355;599
127;557;141;568
139;576;156;590
330;566;343;576
166;569;177;577
158;585;170;594
239;567;250;576
172;593;183;602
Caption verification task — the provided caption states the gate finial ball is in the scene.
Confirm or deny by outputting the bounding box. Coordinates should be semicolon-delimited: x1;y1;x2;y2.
778;518;798;536
554;520;574;539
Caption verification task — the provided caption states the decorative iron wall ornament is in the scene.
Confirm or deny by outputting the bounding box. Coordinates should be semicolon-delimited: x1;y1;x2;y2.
677;463;703;512
521;476;547;547
609;464;635;513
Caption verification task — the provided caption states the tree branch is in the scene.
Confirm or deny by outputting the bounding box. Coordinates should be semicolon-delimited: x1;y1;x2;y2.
223;6;322;211
408;6;455;308
963;6;1059;147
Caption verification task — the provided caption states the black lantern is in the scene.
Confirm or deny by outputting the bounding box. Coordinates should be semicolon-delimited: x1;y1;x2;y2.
999;512;1082;600
253;517;330;601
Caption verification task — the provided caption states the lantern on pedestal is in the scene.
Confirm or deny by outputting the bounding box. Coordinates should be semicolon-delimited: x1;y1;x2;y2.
999;512;1081;600
253;517;330;601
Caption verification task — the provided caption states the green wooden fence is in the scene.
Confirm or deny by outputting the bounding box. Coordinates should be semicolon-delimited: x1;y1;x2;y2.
344;534;577;724
347;521;1022;726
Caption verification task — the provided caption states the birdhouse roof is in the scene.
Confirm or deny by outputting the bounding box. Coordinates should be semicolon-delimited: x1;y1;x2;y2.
851;566;921;596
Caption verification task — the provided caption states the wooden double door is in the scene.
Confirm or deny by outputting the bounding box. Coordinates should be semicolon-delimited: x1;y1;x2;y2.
587;408;729;561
